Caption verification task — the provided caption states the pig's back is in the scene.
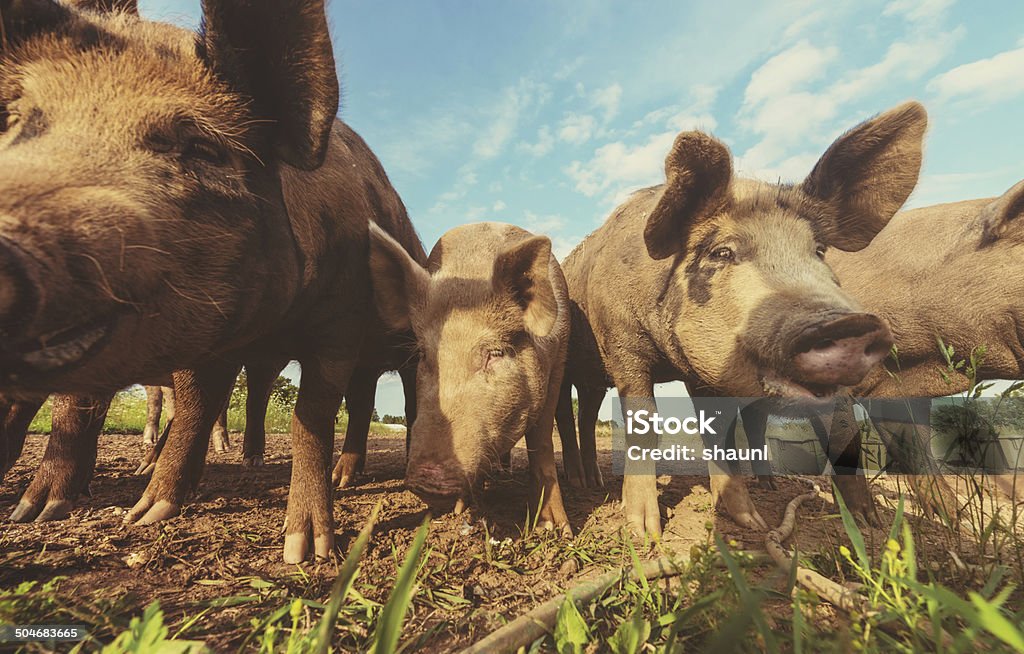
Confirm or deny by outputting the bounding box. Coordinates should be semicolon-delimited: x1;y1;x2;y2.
829;198;991;290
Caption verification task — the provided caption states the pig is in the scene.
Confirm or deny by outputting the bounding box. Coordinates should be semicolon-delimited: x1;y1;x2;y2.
0;0;420;562
367;222;572;534
556;102;927;536
733;178;1024;520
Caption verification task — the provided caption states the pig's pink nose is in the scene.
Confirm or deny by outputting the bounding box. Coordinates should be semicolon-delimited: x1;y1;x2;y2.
790;313;893;387
406;461;467;510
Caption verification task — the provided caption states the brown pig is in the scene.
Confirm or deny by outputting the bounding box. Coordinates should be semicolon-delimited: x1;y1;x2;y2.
0;0;418;562
732;179;1024;521
557;102;927;537
368;222;572;534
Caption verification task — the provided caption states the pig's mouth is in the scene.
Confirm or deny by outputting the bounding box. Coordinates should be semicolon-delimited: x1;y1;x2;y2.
1;319;110;374
760;369;839;401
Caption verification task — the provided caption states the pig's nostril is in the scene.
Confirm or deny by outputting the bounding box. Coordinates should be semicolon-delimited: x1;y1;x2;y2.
811;339;835;351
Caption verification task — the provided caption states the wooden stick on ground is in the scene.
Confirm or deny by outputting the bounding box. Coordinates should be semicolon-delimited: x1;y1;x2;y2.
765;482;867;614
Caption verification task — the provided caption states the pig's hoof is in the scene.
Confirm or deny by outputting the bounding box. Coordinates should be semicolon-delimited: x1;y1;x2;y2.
332;453;364;488
283;529;334;563
125;497;180;526
563;458;586;488
756;475;777;490
34;499;74;522
536;519;574;538
9;499;42;522
621;495;663;539
715;478;769;531
583;462;604;488
10;498;72;522
242;455;264;467
833;476;880;528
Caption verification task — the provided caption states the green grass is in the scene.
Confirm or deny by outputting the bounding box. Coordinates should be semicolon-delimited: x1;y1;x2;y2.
1;508;431;653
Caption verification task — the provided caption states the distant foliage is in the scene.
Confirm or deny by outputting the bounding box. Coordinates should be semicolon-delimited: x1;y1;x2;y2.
270;376;299;411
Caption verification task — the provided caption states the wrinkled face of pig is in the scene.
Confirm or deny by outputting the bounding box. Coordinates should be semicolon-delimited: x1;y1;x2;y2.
0;0;338;396
644;102;927;399
368;223;558;506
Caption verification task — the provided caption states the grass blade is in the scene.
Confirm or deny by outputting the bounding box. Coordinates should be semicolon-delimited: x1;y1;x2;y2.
311;503;383;654
370;517;430;654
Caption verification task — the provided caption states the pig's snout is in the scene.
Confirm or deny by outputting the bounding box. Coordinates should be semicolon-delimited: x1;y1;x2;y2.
406;461;468;512
790;313;893;387
0;237;41;335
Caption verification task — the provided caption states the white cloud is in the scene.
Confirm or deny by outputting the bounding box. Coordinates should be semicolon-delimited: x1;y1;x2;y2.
522;211;567;234
927;46;1024;106
632;85;719;134
472;78;550;160
735;21;962;179
492;200;507;212
883;0;954;23
565;130;677;203
906;167;1022;208
377;113;471;177
558;113;598;144
429;165;479;214
553;56;586;81
742;40;838;109
591;83;623;123
782;9;828;41
517;125;555;157
830;28;964;103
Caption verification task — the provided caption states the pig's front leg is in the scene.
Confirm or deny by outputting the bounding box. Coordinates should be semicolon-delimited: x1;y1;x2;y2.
241;358;287;466
577;384;606;488
692;397;769;532
332;366;376;489
525;374;572;537
285;357;353;563
618;377;663;538
126;364;238;525
554;380;585;487
9;394;111;522
739;400;776;489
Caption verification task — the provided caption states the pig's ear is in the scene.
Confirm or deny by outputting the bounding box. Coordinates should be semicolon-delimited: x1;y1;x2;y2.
980;180;1024;245
64;0;137;13
644;132;732;260
199;0;339;170
0;0;72;46
803;101;927;252
492;236;558;338
368;222;429;331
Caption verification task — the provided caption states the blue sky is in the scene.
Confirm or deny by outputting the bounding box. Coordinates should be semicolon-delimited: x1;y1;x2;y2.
140;0;1024;417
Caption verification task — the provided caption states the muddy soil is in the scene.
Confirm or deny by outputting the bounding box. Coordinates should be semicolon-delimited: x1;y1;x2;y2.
0;432;988;651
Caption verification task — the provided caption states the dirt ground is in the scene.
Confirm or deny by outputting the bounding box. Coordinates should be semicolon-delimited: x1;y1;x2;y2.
0;432;991;651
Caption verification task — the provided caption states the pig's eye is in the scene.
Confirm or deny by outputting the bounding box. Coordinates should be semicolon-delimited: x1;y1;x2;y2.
183;137;226;165
815;244;827;260
709;246;734;262
484;348;505;370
